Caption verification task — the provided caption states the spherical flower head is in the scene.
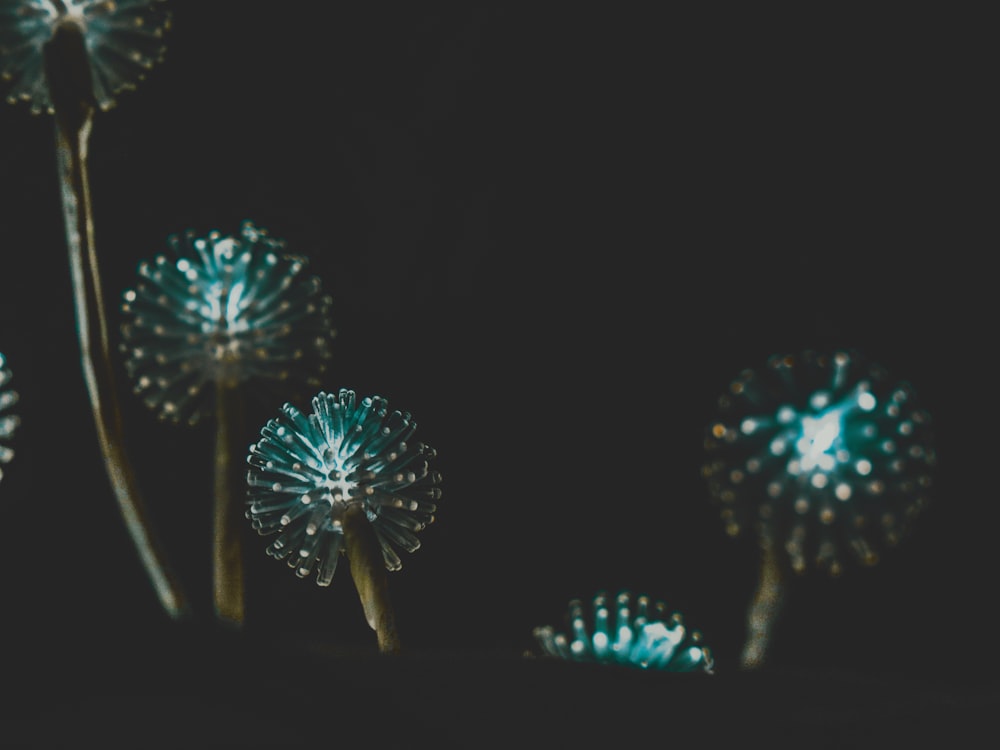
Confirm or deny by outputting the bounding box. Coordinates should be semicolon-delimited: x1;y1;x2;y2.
533;591;714;673
702;350;935;576
0;0;171;114
0;352;18;481
246;389;441;585
121;220;335;426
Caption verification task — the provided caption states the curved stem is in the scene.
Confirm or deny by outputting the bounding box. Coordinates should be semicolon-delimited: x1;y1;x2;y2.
46;24;190;620
213;381;246;628
343;505;401;654
740;534;786;669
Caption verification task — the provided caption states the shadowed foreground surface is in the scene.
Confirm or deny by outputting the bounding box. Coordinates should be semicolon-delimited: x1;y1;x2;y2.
4;623;995;748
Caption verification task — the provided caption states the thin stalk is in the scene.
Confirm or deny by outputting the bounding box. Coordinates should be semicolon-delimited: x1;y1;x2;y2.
343;504;401;654
213;381;246;627
740;534;786;669
45;23;190;620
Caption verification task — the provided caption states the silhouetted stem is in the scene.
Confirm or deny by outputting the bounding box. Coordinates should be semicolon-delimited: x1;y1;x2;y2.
213;381;246;627
740;535;785;669
45;23;190;621
343;505;401;654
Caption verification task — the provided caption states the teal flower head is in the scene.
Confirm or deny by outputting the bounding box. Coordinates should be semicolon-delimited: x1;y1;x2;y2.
702;350;936;576
0;352;18;481
0;0;171;114
121;221;335;426
533;591;714;673
246;389;441;585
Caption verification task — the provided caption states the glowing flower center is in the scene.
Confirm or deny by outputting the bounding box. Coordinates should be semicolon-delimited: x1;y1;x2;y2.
38;1;116;37
775;385;877;481
46;1;86;22
177;241;268;380
201;279;250;366
321;457;359;509
797;409;843;472
184;241;255;332
205;282;249;330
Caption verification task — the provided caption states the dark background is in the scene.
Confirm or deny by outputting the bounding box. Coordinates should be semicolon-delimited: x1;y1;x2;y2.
0;4;990;746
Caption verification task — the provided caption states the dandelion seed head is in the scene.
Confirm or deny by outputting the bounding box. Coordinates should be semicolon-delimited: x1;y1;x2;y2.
120;221;335;426
246;389;441;586
702;350;935;576
533;591;714;673
0;0;171;114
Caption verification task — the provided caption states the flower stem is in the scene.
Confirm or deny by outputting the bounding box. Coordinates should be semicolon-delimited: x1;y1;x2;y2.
740;534;785;669
213;381;246;628
45;23;190;621
343;504;401;654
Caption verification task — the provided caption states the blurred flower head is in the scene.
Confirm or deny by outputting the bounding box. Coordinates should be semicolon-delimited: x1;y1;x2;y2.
702;349;935;576
0;351;19;481
247;389;441;585
0;0;171;114
533;591;714;672
121;220;335;426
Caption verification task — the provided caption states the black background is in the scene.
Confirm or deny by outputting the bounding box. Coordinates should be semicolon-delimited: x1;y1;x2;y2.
0;4;991;746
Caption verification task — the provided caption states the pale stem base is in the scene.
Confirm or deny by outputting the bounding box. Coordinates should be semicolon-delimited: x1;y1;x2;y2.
47;23;190;620
343;505;402;654
740;535;786;669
